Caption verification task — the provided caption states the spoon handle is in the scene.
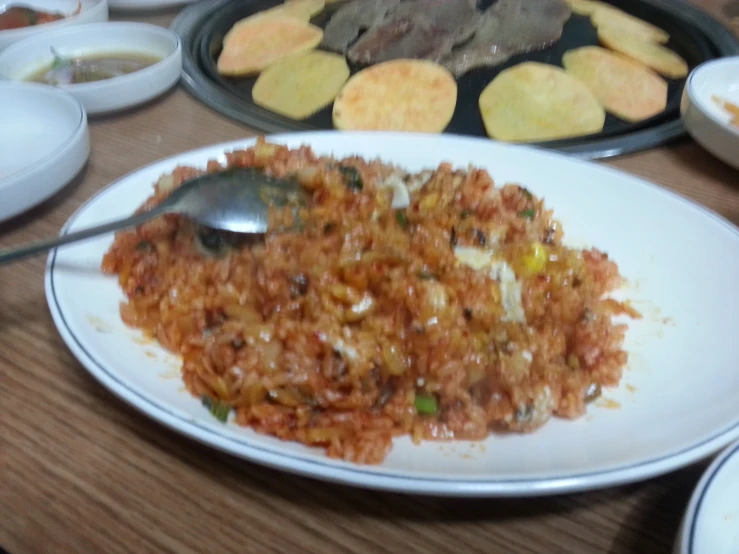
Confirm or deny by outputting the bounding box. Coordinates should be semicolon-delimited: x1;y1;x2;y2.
0;207;167;265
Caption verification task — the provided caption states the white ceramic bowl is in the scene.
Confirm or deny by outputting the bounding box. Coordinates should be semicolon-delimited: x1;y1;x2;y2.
675;440;739;554
681;56;739;170
0;21;182;116
0;0;108;53
0;82;89;222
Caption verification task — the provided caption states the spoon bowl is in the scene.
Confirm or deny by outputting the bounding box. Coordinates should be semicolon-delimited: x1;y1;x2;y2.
168;167;309;234
0;166;310;264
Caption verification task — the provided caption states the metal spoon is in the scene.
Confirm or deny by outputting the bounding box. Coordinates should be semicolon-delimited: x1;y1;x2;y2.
0;167;309;265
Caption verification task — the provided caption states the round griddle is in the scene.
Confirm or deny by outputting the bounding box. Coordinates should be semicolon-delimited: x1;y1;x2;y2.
172;0;739;159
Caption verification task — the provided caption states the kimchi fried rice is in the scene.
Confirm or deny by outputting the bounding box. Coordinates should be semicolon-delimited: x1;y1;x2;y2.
102;138;640;464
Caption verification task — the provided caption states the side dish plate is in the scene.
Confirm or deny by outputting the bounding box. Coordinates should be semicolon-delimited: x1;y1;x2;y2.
0;0;109;53
681;56;739;170
675;440;739;554
0;22;183;115
46;132;739;496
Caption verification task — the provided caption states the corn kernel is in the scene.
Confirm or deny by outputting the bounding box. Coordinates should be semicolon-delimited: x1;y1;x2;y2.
419;192;440;212
522;242;548;275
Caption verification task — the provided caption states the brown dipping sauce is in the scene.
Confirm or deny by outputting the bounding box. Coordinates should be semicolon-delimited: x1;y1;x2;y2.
27;52;162;85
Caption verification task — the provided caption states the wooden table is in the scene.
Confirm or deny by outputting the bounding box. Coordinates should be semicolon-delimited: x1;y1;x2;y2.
2;3;738;553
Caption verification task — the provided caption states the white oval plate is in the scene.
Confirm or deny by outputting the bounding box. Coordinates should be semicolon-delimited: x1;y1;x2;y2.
0;22;182;116
0;81;89;222
46;132;739;497
675;441;739;553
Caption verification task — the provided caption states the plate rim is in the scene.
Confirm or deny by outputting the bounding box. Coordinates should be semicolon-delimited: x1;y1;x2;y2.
45;131;739;497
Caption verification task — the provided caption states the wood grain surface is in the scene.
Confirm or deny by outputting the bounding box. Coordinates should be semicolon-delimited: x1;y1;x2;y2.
1;3;737;553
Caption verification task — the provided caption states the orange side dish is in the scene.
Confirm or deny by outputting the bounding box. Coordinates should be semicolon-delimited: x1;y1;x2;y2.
0;7;67;31
102;139;639;464
713;95;739;128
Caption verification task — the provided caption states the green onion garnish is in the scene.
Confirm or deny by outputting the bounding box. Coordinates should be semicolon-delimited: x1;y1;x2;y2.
396;210;408;229
338;165;363;191
520;208;535;220
202;396;231;423
414;393;439;415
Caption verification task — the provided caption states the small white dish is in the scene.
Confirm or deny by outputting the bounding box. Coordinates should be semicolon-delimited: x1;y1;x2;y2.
681;56;739;170
675;440;739;554
108;0;199;12
0;21;182;116
0;81;89;222
0;0;109;53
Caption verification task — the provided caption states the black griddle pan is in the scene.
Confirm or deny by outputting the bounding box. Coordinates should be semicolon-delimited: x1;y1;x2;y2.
173;0;739;159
